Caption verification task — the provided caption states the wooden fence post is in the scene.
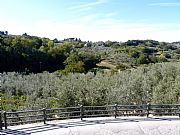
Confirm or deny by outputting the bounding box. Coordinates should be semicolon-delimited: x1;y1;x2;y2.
4;111;7;129
0;111;2;130
146;103;150;118
114;104;117;118
80;105;84;121
178;105;180;118
42;108;46;124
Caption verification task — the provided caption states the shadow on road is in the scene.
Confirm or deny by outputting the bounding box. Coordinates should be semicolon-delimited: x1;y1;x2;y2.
1;117;179;135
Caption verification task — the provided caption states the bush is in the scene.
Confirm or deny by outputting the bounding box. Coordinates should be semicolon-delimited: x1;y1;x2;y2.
1;62;180;111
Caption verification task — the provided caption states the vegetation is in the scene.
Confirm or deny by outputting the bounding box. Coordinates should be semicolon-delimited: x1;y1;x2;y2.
1;32;180;74
1;62;180;111
1;31;180;111
0;32;100;73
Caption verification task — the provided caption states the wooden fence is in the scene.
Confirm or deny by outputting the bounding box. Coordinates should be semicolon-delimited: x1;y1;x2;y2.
1;104;180;130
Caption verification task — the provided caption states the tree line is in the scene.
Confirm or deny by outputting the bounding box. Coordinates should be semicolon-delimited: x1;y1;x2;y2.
0;33;100;73
1;31;180;73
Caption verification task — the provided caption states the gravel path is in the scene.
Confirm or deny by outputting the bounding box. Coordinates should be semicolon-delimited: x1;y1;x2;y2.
1;116;180;135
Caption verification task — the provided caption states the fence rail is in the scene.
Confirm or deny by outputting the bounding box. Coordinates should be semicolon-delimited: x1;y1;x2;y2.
1;103;180;130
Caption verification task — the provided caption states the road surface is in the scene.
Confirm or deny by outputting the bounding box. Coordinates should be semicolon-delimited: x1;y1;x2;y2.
1;116;180;135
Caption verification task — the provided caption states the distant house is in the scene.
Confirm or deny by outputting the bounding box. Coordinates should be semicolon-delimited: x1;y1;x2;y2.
64;38;75;42
63;38;81;43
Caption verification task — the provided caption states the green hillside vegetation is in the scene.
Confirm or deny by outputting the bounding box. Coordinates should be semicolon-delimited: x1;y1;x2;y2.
1;62;180;111
1;31;180;111
1;32;180;74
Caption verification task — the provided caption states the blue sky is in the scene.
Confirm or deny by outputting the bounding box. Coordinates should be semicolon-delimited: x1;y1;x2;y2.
1;0;180;42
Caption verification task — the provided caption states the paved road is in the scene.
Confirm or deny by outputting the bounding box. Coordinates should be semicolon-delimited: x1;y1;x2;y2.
1;116;180;135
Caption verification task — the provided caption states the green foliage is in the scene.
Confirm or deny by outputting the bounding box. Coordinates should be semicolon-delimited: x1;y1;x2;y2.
1;62;180;111
136;54;150;64
58;42;73;56
115;64;128;71
156;57;168;62
0;93;26;111
62;51;85;74
62;61;85;74
61;50;100;74
1;32;180;74
129;49;140;58
2;32;180;111
174;48;180;54
0;35;100;73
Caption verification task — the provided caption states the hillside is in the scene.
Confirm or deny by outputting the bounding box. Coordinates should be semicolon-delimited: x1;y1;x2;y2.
1;31;180;74
1;62;180;111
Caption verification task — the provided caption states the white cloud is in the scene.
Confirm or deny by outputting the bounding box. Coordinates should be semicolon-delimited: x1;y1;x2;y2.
69;0;108;10
149;3;180;7
76;13;101;23
68;0;108;13
70;7;93;14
